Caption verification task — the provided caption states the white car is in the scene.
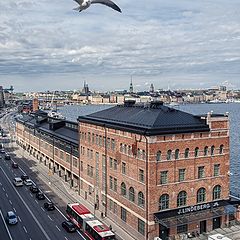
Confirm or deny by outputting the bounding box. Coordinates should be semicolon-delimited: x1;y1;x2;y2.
13;177;23;187
24;179;33;186
6;211;18;225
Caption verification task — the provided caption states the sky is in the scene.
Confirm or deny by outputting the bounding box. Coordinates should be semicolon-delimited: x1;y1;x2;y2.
0;0;240;92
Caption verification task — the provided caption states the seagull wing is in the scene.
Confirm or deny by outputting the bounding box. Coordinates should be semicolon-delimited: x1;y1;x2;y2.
91;0;121;12
73;0;84;5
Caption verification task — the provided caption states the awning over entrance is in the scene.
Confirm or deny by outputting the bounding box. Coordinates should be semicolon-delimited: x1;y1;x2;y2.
154;200;238;228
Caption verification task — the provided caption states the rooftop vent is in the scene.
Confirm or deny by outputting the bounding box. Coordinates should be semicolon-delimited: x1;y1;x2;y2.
150;101;163;108
124;100;136;107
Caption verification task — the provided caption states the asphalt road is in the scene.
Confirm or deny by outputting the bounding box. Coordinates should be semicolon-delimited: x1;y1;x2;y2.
0;111;86;240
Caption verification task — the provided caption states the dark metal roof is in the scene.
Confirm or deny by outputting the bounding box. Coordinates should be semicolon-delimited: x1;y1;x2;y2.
16;115;78;145
78;103;210;135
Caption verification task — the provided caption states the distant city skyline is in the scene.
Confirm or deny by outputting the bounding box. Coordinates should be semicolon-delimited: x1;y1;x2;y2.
1;0;240;91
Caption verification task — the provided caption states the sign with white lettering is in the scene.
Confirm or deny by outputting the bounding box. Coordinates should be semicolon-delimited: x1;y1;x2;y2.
177;201;219;215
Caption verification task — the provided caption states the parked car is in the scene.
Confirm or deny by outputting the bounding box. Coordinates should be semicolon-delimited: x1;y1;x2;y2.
0;149;5;154
21;174;29;181
13;177;23;187
62;221;77;233
6;211;18;225
36;192;45;200
30;186;39;193
12;162;18;169
5;155;11;160
44;202;55;211
24;179;33;186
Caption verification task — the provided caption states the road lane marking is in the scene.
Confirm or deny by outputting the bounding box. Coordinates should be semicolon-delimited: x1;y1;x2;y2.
0;209;13;240
18;216;22;222
48;215;53;221
41;207;45;212
13;208;17;212
23;226;28;233
6;193;8;198
1;167;52;240
0;182;2;185
56;225;61;231
9;200;12;205
35;199;39;204
30;193;33;197
65;237;69;240
3;187;5;191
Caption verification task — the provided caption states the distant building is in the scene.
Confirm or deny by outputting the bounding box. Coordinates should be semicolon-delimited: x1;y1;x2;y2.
82;81;90;94
129;78;134;93
0;86;4;108
149;83;154;93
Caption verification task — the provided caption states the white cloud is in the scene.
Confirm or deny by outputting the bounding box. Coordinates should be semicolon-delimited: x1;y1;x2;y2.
0;0;240;91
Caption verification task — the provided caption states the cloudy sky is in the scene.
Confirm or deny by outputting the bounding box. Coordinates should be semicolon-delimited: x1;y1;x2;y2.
0;0;240;92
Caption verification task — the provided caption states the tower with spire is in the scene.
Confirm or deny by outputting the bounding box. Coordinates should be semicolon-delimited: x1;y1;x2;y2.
150;83;154;93
129;76;133;93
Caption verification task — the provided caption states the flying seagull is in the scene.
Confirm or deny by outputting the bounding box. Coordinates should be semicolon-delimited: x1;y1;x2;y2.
73;0;121;13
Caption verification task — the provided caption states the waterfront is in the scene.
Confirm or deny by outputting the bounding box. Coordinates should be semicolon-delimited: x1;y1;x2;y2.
59;103;240;193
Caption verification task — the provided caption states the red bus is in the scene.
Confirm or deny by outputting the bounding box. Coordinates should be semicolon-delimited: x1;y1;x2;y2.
66;203;115;240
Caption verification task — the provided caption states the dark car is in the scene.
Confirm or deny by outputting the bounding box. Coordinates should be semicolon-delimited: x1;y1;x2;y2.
30;186;39;193
36;192;45;200
62;221;77;233
21;175;29;181
44;202;55;211
5;155;11;160
12;162;18;169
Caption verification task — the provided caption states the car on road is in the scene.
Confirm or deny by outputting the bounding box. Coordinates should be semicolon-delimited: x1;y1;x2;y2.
36;192;45;200
44;202;55;211
13;177;23;187
24;179;33;186
0;149;5;154
6;211;18;225
12;162;18;168
30;186;39;193
4;154;11;160
21;174;29;181
62;221;77;233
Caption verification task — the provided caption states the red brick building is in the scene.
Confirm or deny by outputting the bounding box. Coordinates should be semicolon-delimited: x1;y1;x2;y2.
78;101;234;240
15;101;238;240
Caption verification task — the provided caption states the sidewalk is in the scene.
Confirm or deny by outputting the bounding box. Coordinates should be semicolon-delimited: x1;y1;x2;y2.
13;145;136;240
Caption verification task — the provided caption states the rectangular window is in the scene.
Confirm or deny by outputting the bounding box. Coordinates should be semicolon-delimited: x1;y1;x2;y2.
114;202;117;214
122;162;126;175
160;171;168;184
109;199;113;211
139;169;144;183
114;159;117;170
121;207;127;222
214;164;220;176
178;169;186;182
66;154;70;163
138;219;145;235
109;176;113;190
198;166;205;179
109;157;113;168
60;151;63;159
80;161;83;171
111;139;115;151
177;224;188;234
114;178;117;192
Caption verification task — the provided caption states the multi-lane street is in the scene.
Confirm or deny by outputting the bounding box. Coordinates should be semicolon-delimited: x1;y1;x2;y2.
0;110;86;240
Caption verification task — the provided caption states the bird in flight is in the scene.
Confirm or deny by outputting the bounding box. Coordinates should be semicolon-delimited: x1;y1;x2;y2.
73;0;121;13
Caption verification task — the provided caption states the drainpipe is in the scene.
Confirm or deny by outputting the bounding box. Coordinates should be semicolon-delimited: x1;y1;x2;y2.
144;132;149;240
104;124;108;217
78;122;81;196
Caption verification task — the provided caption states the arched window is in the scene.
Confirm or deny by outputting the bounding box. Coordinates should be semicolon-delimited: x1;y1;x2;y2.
175;149;180;160
194;147;199;157
197;188;206;203
124;144;127;154
128;146;131;155
138;192;145;208
121;182;126;197
129;187;135;202
213;185;221;200
211;145;215;156
184;148;189;158
167;150;172;160
219;145;224;154
137;148;141;158
159;194;169;210
177;191;187;207
120;143;123;152
156;151;161;162
204;146;208;156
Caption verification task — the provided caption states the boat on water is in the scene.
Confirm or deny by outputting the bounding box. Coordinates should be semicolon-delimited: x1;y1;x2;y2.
48;110;65;120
